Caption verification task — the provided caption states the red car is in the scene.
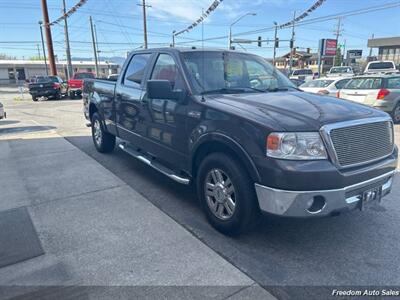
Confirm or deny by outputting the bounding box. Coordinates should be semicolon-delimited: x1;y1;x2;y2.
67;72;95;98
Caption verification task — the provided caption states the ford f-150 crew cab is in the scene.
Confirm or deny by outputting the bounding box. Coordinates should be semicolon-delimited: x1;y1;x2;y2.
83;48;398;234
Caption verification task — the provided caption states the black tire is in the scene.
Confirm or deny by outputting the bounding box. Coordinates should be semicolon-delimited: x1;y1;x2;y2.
32;96;38;102
91;112;115;153
391;102;400;124
196;152;259;235
54;91;61;100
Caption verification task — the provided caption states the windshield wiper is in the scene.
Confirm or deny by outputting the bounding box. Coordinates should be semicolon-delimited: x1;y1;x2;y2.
201;87;268;95
201;88;248;95
267;86;299;92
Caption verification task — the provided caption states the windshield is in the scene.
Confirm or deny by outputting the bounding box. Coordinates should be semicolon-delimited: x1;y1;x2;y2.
345;77;383;89
74;73;95;79
37;76;58;83
292;69;313;75
330;67;351;73
182;51;296;94
368;62;395;70
300;80;334;88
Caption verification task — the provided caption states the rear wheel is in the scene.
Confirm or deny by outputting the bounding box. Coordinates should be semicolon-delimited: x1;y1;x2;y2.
54;91;61;100
91;112;115;153
196;153;259;235
32;96;38;102
391;103;400;123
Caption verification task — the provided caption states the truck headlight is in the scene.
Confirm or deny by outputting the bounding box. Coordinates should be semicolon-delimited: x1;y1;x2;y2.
266;132;327;160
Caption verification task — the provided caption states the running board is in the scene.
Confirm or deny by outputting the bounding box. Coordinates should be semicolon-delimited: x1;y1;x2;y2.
118;143;190;185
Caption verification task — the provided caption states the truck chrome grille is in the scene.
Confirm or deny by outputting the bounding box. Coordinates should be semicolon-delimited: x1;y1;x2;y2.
327;120;394;168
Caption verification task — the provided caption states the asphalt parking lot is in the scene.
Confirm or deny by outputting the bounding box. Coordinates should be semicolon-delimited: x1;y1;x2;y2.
1;90;400;299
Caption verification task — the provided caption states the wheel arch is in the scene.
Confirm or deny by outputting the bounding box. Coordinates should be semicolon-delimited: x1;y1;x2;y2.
190;133;261;182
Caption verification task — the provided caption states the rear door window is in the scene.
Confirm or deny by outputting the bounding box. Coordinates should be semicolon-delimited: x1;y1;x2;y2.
335;79;351;89
124;53;152;88
387;77;400;89
345;78;383;89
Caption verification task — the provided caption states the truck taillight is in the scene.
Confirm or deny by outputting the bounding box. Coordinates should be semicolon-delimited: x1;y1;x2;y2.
376;89;390;100
336;91;340;98
53;82;60;89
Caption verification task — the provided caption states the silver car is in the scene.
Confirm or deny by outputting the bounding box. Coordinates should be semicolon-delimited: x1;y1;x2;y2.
0;102;6;119
338;75;400;122
300;77;351;97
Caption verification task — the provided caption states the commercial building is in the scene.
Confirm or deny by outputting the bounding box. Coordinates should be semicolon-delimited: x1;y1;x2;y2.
367;36;400;64
0;60;120;84
273;51;334;74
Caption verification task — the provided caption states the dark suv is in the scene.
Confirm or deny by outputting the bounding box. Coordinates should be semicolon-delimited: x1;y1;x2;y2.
83;48;397;234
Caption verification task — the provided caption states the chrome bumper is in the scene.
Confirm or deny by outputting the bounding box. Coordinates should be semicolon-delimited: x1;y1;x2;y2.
255;171;396;217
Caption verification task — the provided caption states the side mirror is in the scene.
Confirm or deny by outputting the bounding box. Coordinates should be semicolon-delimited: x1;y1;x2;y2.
147;80;186;102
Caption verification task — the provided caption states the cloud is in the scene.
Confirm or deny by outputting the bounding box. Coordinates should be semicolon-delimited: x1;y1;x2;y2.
147;0;214;22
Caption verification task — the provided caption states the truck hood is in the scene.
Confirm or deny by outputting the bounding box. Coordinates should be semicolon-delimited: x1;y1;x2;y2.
205;91;383;131
68;79;83;88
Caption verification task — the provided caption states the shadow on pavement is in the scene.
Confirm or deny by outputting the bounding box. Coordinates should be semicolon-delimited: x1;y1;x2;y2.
0;126;56;135
0;120;20;126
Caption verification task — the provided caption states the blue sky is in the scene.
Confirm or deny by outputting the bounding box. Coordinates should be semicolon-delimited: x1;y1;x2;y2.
0;0;399;60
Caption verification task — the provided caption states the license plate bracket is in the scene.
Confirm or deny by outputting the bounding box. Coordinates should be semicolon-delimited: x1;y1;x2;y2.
359;186;382;210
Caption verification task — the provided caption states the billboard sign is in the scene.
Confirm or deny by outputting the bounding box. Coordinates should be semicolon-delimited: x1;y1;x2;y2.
347;49;362;59
323;39;337;56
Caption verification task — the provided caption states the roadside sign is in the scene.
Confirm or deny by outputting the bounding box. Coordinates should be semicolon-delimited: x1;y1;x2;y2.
323;39;337;56
347;49;362;59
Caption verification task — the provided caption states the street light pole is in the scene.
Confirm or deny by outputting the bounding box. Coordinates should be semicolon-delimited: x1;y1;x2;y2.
38;21;48;75
172;30;176;47
229;12;256;50
273;22;278;67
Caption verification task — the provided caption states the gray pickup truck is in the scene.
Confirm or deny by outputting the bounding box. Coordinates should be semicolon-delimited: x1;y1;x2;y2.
83;48;397;234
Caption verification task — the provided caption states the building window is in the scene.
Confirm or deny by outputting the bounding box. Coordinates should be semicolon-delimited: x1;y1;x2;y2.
8;68;15;80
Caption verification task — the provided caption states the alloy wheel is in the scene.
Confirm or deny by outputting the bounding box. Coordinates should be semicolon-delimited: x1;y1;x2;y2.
204;169;236;220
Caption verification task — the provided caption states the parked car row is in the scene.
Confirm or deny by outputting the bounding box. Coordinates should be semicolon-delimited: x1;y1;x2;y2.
27;72;103;101
298;71;400;122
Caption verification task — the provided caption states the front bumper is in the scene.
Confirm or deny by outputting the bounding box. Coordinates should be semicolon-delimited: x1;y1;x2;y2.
30;89;58;97
255;170;396;217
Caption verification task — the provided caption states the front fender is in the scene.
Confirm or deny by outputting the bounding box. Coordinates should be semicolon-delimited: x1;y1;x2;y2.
190;132;261;182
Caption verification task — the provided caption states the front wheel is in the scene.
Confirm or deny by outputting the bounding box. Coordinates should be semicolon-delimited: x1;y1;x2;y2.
391;103;400;124
32;96;38;102
196;153;259;235
91;112;116;153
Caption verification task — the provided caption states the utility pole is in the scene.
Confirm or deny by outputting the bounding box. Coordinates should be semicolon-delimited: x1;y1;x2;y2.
273;22;278;67
369;33;374;57
36;44;41;59
288;11;296;74
334;17;343;66
94;23;101;59
62;0;73;80
89;16;99;77
138;0;151;49
38;21;48;75
40;0;57;75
